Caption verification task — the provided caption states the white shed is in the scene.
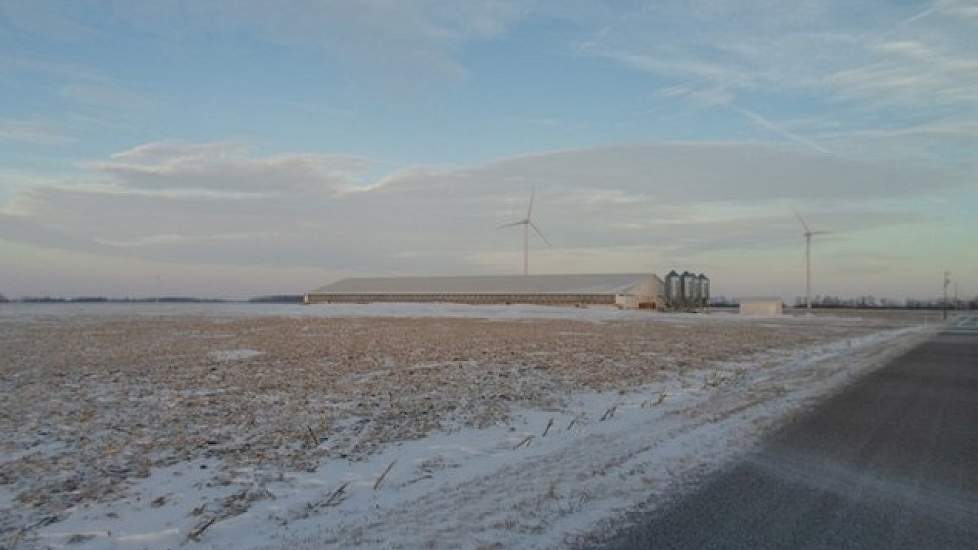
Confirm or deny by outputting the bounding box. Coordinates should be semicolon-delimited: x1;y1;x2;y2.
738;297;784;315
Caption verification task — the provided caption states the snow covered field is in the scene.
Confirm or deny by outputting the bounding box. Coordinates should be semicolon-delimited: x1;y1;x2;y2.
0;304;932;549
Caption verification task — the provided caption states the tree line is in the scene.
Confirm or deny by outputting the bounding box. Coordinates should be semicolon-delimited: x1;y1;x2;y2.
0;295;304;304
708;295;977;310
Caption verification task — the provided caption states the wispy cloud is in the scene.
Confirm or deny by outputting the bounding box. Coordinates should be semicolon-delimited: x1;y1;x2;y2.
890;6;937;29
937;0;978;20
826;39;978;106
731;107;831;154
82;1;529;80
578;0;978;143
60;82;155;111
579;41;756;91
85;141;374;195
93;231;285;248
815;119;978;140
658;85;734;107
0;118;72;145
1;52;159;137
0;0;99;40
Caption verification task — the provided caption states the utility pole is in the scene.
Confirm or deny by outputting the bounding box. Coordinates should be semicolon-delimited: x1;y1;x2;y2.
943;270;951;321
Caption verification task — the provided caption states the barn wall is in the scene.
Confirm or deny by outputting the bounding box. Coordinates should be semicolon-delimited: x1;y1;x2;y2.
305;293;618;306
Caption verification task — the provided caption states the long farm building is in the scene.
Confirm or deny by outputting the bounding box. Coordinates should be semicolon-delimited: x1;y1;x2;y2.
305;273;665;309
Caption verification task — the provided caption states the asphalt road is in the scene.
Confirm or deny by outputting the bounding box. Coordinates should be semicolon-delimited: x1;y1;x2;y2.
598;315;978;550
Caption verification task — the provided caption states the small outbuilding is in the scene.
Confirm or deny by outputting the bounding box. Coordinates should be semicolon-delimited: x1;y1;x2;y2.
738;297;784;316
305;273;664;309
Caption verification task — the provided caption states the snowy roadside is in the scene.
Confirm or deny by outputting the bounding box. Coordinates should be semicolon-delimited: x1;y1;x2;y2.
23;324;932;550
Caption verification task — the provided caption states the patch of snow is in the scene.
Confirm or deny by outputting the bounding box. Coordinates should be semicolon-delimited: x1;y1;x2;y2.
33;459;227;550
0;302;842;324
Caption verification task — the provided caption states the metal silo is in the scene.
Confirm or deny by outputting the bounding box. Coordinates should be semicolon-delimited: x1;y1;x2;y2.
680;271;698;307
665;270;681;308
698;274;710;307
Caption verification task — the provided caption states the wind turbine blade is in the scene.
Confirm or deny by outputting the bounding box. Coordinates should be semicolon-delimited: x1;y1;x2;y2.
529;221;552;247
792;209;811;233
526;187;535;219
810;230;831;236
498;220;526;229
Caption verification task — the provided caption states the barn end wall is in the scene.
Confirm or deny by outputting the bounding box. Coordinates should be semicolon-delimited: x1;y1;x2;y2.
620;275;665;309
739;301;784;315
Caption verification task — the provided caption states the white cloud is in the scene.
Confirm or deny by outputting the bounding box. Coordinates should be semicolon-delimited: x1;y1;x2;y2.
84;141;374;195
0;140;953;282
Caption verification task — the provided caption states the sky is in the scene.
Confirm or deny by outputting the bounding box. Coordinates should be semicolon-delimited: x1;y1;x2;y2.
1;0;976;300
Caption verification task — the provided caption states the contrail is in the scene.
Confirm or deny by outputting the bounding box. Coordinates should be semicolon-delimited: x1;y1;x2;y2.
732;106;832;155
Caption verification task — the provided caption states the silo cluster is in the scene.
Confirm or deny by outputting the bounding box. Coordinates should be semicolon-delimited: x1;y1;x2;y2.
664;270;710;310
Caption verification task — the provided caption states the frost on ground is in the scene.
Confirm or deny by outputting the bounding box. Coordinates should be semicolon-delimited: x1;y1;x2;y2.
0;304;932;549
208;349;263;362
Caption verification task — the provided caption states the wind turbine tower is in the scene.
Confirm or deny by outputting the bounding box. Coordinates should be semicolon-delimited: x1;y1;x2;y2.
499;188;551;275
794;211;829;315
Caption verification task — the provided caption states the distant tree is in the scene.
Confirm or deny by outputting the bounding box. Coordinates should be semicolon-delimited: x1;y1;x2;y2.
249;295;304;303
708;296;737;307
856;295;877;308
817;295;841;307
0;292;8;303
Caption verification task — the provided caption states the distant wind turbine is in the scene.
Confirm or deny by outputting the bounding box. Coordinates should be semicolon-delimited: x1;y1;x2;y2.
794;210;829;315
499;188;551;276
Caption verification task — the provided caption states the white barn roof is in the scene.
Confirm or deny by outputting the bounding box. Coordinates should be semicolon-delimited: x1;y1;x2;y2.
311;273;660;295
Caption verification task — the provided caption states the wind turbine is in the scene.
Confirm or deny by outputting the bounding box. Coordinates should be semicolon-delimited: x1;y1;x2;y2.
794;210;829;315
499;188;551;275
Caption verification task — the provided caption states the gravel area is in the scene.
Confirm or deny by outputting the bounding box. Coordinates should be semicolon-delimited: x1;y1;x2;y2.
0;306;922;544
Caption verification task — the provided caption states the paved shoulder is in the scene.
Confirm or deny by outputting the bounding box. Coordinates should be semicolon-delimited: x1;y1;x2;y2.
597;321;978;549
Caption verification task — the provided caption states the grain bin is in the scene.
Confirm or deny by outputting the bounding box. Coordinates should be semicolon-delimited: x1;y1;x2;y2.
698;274;710;306
680;271;698;306
665;270;682;308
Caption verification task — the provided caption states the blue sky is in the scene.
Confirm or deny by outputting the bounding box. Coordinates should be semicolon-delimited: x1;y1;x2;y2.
1;1;976;299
